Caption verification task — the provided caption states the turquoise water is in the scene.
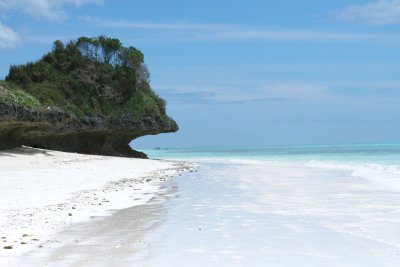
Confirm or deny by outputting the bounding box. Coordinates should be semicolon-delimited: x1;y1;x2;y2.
126;143;400;266
141;143;400;165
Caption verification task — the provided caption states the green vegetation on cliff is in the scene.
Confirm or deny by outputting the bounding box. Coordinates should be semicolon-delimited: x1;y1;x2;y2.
0;81;41;108
3;36;167;121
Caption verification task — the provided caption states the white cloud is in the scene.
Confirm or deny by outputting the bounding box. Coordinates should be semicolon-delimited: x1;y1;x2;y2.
0;0;102;20
158;80;400;104
332;80;400;89
157;82;331;104
340;0;400;25
82;16;399;43
0;0;101;48
0;21;20;48
81;16;223;30
195;29;379;42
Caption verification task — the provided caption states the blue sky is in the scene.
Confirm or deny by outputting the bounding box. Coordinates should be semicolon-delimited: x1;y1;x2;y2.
1;0;400;148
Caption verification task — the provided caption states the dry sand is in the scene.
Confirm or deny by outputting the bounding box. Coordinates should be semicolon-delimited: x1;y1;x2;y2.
0;147;191;266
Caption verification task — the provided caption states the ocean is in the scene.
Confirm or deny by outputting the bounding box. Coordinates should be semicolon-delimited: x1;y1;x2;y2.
134;144;400;266
142;143;400;164
23;144;400;266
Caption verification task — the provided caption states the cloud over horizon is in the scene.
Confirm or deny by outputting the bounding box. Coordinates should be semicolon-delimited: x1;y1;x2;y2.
156;82;332;104
156;79;400;105
340;0;400;25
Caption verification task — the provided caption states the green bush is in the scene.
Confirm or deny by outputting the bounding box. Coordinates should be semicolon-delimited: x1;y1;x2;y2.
0;82;41;108
4;36;167;120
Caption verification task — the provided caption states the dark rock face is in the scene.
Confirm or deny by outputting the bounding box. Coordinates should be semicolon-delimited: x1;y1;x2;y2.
0;102;178;158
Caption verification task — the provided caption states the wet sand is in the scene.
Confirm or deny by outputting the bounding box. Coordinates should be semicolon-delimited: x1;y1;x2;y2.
18;184;176;266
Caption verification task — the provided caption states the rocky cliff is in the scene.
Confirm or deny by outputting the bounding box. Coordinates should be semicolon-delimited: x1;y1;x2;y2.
0;100;177;158
0;36;178;158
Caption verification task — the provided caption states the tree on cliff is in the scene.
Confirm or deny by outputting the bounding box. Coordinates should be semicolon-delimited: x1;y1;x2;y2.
5;36;165;121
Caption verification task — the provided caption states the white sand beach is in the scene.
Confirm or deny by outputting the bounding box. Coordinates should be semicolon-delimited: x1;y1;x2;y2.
0;147;190;266
3;147;400;266
11;156;400;267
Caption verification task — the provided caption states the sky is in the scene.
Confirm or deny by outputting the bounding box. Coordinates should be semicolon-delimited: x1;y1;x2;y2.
1;0;400;148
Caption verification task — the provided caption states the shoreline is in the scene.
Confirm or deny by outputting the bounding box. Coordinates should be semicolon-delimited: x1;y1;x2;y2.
0;147;194;265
